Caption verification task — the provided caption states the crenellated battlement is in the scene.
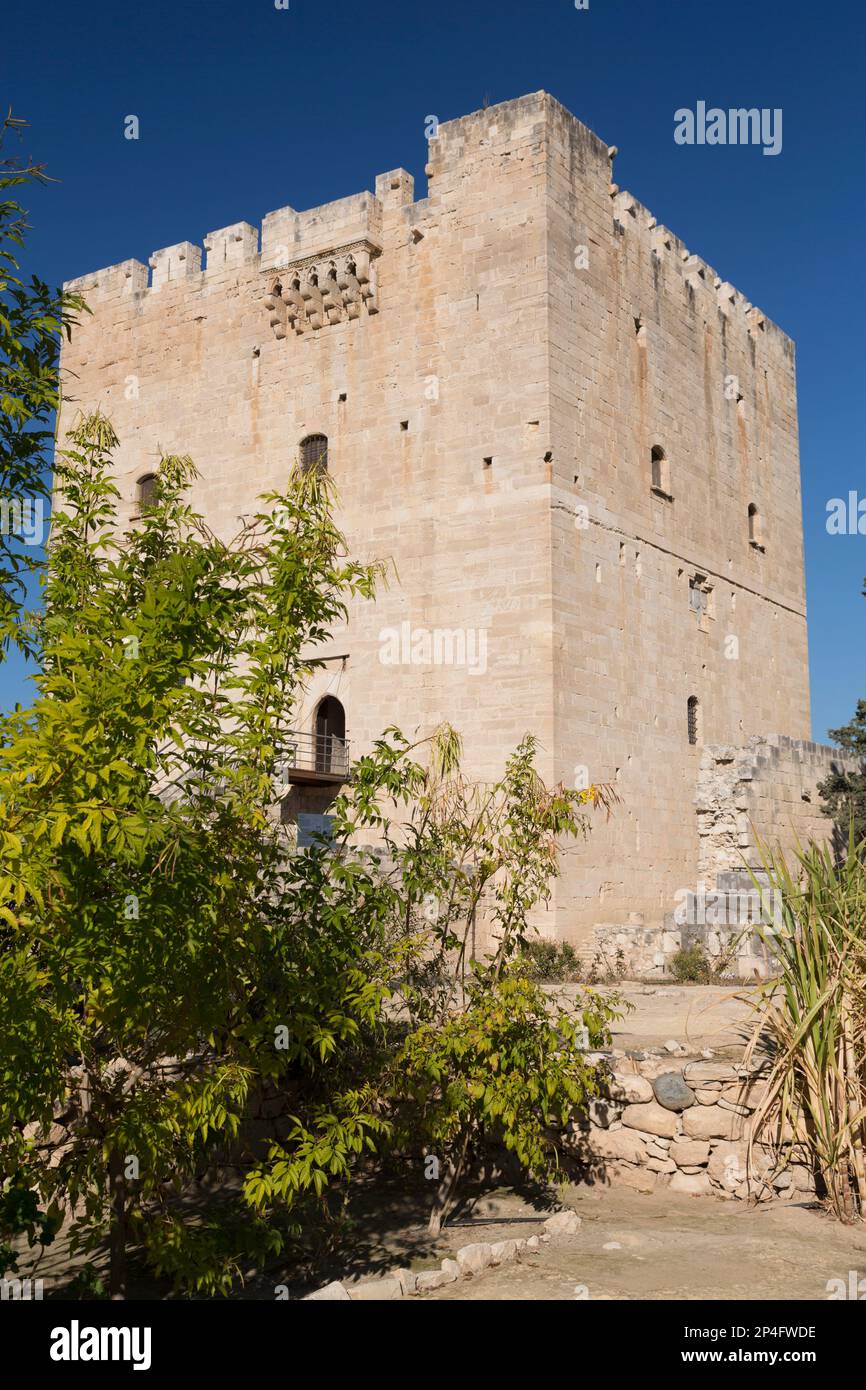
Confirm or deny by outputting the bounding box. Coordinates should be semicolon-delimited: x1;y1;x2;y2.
609;184;786;348
64;179;405;305
64;92;785;350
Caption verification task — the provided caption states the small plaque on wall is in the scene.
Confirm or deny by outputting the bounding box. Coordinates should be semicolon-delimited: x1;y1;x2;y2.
297;813;336;848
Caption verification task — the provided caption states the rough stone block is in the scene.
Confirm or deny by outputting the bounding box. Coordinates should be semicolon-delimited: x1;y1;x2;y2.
621;1101;680;1138
609;1073;654;1104
670;1139;711;1166
543;1209;582;1237
669;1171;712;1196
590;1126;649;1164
455;1242;494;1276
684;1062;739;1084
683;1105;748;1141
348;1277;403;1300
304;1280;350;1301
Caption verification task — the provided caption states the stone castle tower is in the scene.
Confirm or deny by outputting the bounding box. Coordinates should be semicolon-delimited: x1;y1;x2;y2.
60;92;846;967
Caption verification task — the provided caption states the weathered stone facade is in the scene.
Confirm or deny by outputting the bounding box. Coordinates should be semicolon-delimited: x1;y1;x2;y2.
695;735;856;881
59;91;845;951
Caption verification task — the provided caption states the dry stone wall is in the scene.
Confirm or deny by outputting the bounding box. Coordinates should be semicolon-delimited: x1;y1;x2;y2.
576;1051;815;1202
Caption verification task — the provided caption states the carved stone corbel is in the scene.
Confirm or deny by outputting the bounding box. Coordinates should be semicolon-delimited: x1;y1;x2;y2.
262;239;380;338
301;270;325;330
352;249;378;314
320;264;344;325
263;283;288;340
283;279;306;334
338;256;363;320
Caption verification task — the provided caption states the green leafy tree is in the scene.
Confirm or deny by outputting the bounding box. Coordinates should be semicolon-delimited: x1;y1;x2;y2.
0;106;84;1273
1;411;616;1296
0;412;386;1296
245;729;619;1236
0;108;83;658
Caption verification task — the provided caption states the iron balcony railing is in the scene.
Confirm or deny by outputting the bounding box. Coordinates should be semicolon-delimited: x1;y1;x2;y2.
277;730;350;782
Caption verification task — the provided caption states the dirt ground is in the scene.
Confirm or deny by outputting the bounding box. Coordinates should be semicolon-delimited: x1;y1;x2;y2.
590;981;756;1055
420;1184;866;1302
25;983;851;1302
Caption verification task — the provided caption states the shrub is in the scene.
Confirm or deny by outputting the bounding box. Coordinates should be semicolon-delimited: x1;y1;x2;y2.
521;939;582;982
0;413;621;1290
746;833;866;1221
670;945;711;983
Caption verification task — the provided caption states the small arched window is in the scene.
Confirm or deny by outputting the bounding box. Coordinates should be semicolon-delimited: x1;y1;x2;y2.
748;502;764;550
650;445;671;498
687;695;700;747
137;473;159;511
300;434;328;476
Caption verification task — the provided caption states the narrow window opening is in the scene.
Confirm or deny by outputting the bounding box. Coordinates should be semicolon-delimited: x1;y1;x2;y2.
314;696;347;776
136;473;159;512
748;502;764;551
689;575;712;622
650;444;672;499
687;695;700;746
300;434;328;475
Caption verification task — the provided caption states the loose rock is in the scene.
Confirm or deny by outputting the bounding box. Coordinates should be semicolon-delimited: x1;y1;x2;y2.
621;1100;680;1138
543;1209;582;1237
304;1280;350;1301
456;1242;493;1276
349;1278;403;1301
652;1072;696;1112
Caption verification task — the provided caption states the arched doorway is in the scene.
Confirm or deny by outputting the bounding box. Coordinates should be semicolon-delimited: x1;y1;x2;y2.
314;696;346;774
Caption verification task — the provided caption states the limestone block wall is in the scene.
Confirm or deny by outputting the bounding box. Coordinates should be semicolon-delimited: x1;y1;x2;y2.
58;95;562;831
538;93;812;942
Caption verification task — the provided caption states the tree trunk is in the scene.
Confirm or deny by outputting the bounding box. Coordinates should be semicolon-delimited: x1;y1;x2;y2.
108;1151;127;1299
427;1133;470;1236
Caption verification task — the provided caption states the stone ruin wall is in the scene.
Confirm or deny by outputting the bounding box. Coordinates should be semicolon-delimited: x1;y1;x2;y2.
696;734;858;881
586;734;858;980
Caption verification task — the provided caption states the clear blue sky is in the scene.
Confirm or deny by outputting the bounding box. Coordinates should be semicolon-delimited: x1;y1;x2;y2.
2;0;863;741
